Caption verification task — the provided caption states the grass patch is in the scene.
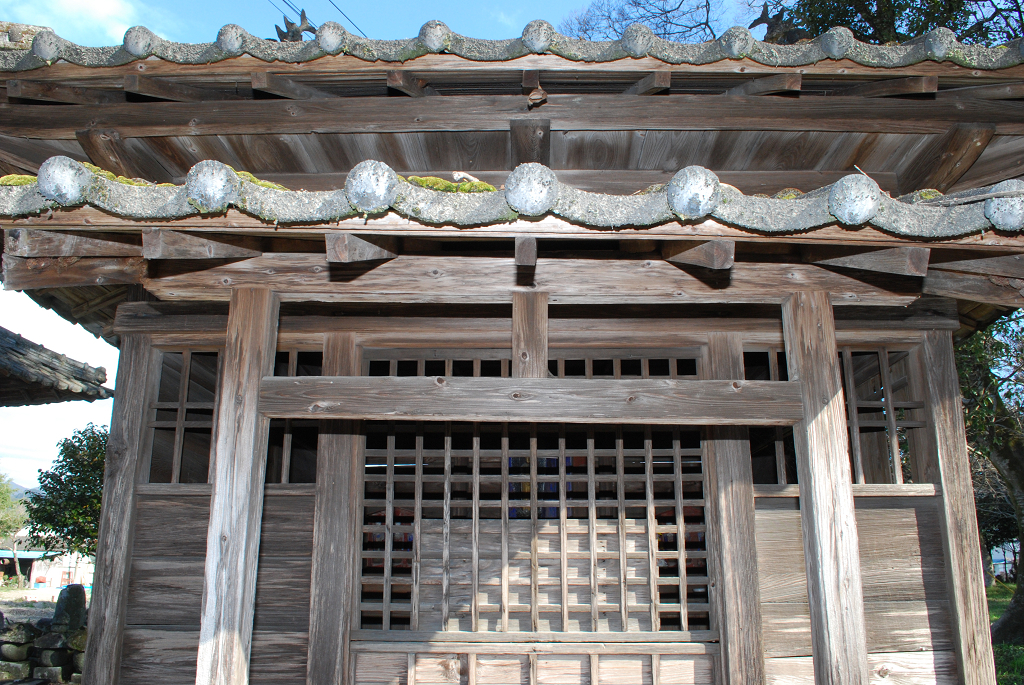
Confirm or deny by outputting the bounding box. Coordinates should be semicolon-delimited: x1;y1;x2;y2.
991;582;1017;623
995;645;1024;685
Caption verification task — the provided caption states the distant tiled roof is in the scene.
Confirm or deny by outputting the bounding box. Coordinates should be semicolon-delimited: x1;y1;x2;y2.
0;20;1021;71
0;325;112;406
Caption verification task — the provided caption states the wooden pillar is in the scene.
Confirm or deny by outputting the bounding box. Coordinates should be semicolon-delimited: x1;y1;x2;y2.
83;333;155;685
781;292;869;685
512;291;548;379
196;288;280;685
306;333;363;685
921;331;997;685
701;332;765;685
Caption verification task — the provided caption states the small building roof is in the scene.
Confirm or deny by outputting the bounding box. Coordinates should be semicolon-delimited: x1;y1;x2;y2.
0;325;112;406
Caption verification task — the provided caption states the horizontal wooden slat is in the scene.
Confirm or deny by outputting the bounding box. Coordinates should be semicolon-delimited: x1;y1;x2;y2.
349;630;717;643
119;628;200;685
133;495;210;557
259;376;804;425
764;650;956;684
350;641;717;654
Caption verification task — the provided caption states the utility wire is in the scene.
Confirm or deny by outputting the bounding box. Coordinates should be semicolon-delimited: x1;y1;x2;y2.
282;0;318;28
325;0;368;37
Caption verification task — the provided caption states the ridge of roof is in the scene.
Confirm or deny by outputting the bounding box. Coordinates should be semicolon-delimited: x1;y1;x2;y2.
3;156;1023;238
1;20;1022;72
0;324;112;403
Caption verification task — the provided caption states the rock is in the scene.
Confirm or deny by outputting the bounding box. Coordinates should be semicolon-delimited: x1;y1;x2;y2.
828;174;880;225
66;628;87;653
36;156;93;205
666;166;721;219
123;26;156;57
52;585;87;632
31;30;64;61
924;27;956;61
521;20;554;53
40;649;70;667
186;161;241;213
34;631;67;649
0;622;41;645
216;24;247;55
72;651;85;673
985;179;1024;231
718;26;753;59
504;163;558;216
33;618;53;633
0;642;29;661
820;27;853;59
35;665;71;683
621;24;653;57
70;674;82;684
418;21;450;53
345;160;399;214
0;660;30;679
316;21;347;54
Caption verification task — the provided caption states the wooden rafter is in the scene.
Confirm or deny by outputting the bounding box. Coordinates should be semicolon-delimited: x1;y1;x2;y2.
835;76;938;98
6;79;125;105
898;123;995;194
724;73;801;96
123;74;244;102
250;72;336;99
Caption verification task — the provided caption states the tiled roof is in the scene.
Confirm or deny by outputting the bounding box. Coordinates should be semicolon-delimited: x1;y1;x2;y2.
0;324;111;406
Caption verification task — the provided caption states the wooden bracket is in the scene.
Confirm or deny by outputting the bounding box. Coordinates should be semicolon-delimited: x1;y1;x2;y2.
522;70;547;106
251;72;336;99
124;74;243;102
835;76;938;98
2;255;146;290
662;240;735;270
325;233;399;263
923;269;1024;306
6;79;125;105
387;71;439;97
512;291;549;379
141;229;263;260
929;252;1024;278
623;71;671;96
515;236;538;267
724;73;801;96
898;124;994;194
5;229;142;257
803;246;931;277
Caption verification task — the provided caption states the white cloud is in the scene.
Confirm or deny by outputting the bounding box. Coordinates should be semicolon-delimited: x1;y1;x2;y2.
491;10;520;31
0;0;179;46
0;291;119;488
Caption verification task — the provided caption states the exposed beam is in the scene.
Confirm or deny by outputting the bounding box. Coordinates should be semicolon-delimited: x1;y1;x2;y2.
258;376;805;425
2;255;146;290
3;94;1021;140
6;79;125;105
929;252;1024;278
923;268;1024;306
510;118;551;167
512;291;548;378
250;72;336;100
0;132;90;173
4;229;142;257
899;124;995;194
782;291;869;685
386;70;438;97
70;289;130;318
724;73;801;96
936;82;1024;100
141;228;262;259
623;70;671;95
514;236;538;267
75;128;174;182
802;246;931;277
123;74;244;102
196;288;280;685
325;233;398;263
662;240;735;270
834;76;938;98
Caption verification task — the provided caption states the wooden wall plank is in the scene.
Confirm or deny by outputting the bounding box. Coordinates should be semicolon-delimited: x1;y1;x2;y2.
306;332;363;685
84;333;154;685
512;291;548;379
781;292;869;685
702;332;765;684
196;288;281;685
4;228;143;257
510;119;551;167
921;331;997;685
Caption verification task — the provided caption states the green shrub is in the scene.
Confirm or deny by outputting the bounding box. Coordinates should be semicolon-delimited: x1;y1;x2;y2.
995;645;1024;684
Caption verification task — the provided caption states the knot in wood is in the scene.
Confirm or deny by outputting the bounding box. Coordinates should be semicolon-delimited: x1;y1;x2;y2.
520;351;529;361
434;376;446;386
732;382;740;389
626;395;636;403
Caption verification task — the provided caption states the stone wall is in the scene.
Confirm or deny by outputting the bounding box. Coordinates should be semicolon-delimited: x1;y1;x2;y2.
0;585;86;684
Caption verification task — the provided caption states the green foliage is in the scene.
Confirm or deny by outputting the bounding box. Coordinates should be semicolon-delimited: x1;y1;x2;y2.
0;475;27;541
994;644;1024;684
407;176;497;193
992;582;1018;622
25;424;107;557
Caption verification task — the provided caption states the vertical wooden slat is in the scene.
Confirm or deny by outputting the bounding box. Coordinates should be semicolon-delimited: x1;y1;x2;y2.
83;333;154;685
921;330;997;685
383;426;395;630
501;423;510;632
412;426;423;631
841;347;866;485
907;346;940;484
673;429;688;631
468;654;476;685
645;427;659;631
307;332;362;685
170;349;191;484
616;428;628;632
442;422;452;631
531;426;540;632
768;349;788;485
587;427;599;633
197;288;280;685
878;348;904;484
472;424;480;632
782;292;868;685
408;654;416;685
590;654;599;685
702;332;765;685
512;291;549;379
652;653;661;685
280;350;297;484
559;426;569;632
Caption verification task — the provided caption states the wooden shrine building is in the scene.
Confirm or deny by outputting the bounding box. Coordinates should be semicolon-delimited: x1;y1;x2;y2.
2;16;1024;685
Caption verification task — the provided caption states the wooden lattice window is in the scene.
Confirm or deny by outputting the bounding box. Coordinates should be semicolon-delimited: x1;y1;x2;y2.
359;350;710;636
743;349;798;485
265;350;322;484
146;349;220;483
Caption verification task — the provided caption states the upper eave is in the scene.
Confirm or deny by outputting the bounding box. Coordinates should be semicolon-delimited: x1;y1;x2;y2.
1;20;1022;74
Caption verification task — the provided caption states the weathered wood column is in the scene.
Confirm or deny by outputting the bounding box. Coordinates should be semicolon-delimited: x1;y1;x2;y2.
83;332;155;685
701;332;765;685
306;332;363;685
921;331;997;685
781;292;869;685
196;288;280;685
512;291;548;378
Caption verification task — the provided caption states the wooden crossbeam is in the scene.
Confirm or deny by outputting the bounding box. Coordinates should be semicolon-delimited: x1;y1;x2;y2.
2;255;146;290
898;123;994;194
802;246;931;277
75;128;175;182
662;240;735;269
929;253;1024;278
250;72;336;99
123;74;244;102
4;229;142;257
835;76;938;98
258;376;805;425
4;94;1021;139
724;73;801;96
510;119;551;167
936;82;1024;100
623;70;671;96
923;269;1024;306
325;233;399;263
141;229;262;259
6;79;125;105
0;133;90;174
386;71;438;97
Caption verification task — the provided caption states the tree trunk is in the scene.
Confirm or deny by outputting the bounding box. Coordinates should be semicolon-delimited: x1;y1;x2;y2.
11;539;24;589
982;538;995;587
